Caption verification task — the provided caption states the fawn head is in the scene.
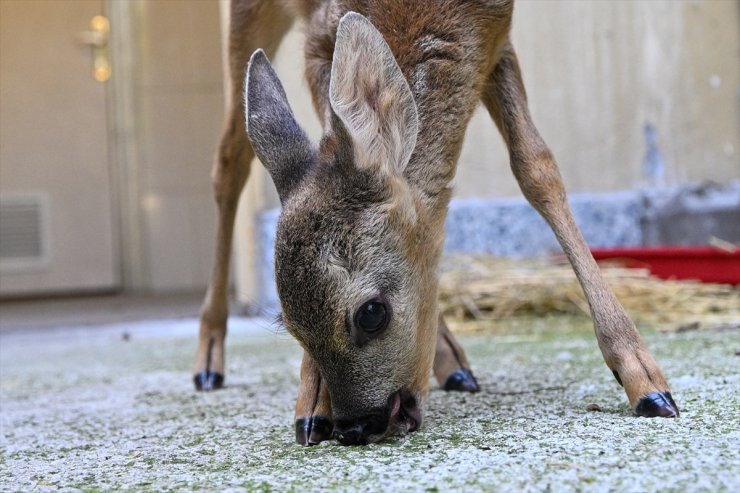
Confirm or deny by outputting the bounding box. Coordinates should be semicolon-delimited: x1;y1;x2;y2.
245;13;442;444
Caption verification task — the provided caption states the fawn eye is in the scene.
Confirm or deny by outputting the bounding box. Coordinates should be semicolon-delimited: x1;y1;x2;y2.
354;299;389;334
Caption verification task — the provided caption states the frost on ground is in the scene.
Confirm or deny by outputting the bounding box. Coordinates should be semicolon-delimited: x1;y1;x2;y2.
0;317;738;492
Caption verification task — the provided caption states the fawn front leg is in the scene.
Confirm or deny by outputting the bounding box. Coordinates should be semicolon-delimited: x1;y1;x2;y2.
193;93;251;391
481;43;678;417
434;315;479;392
193;0;293;390
295;352;333;445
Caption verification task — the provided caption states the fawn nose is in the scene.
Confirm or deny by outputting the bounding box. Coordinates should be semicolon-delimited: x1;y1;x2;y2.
334;413;387;445
334;424;364;445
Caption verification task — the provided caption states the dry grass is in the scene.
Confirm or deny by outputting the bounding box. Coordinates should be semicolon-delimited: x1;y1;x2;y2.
439;255;740;333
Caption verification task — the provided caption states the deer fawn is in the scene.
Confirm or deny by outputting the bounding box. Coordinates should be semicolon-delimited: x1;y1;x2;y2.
193;0;679;446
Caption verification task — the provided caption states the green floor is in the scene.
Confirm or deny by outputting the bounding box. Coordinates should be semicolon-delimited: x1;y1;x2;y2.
1;316;738;492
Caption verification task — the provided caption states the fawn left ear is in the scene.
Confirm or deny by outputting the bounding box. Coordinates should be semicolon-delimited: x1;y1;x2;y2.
329;12;419;178
245;49;314;202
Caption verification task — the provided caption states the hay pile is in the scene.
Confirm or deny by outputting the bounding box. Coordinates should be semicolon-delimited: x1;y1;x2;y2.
438;255;740;333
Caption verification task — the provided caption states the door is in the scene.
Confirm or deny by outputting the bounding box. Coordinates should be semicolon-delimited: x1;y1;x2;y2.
0;0;117;296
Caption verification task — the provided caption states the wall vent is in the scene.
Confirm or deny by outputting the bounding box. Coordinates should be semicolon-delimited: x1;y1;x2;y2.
0;194;49;271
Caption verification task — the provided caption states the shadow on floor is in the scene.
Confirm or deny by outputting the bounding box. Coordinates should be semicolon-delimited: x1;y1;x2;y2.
0;292;205;332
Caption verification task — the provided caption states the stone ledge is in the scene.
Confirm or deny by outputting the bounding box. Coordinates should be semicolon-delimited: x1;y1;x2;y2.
254;181;739;310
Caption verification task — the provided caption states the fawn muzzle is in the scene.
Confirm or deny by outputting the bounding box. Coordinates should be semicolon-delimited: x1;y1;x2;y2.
333;388;421;445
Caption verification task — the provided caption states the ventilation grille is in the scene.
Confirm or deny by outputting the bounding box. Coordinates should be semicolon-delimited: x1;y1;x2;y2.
0;194;48;270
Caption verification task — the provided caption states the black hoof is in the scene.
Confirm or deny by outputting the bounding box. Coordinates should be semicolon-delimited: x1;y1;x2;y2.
193;371;224;391
295;416;333;446
635;391;679;418
444;368;480;393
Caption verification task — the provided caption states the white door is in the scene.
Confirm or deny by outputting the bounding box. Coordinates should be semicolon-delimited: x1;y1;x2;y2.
0;0;117;296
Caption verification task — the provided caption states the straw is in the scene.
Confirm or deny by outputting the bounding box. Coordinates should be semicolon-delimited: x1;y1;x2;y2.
438;255;740;333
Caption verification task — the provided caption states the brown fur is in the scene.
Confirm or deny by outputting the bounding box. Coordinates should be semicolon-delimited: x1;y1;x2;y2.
295;353;332;422
194;0;677;445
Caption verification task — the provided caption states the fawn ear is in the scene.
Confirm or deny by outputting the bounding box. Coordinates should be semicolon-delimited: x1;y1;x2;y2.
245;49;314;202
329;12;419;178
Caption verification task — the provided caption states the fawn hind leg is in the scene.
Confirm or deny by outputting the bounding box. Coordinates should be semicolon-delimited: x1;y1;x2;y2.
481;42;678;417
434;315;479;392
193;0;293;390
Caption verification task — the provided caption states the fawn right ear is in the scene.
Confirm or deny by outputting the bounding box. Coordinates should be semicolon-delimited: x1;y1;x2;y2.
245;49;314;202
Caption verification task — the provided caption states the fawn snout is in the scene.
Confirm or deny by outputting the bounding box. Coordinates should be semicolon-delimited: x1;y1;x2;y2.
334;389;422;445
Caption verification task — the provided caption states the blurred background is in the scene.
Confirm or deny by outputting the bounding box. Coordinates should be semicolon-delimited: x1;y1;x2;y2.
0;0;738;317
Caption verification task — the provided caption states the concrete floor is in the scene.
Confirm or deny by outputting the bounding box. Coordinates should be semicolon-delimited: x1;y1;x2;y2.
0;301;738;492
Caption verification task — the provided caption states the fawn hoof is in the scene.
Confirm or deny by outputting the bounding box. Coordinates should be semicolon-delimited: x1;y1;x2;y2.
635;391;679;418
443;368;480;393
193;371;224;391
295;416;333;446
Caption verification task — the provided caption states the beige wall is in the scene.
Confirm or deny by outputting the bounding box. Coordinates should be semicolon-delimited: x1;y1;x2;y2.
125;0;224;292
110;0;740;296
456;0;740;198
3;0;734;296
249;0;740;212
9;0;733;297
234;0;739;302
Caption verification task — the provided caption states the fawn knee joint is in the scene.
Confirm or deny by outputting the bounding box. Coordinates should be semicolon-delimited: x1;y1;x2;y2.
512;152;566;209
